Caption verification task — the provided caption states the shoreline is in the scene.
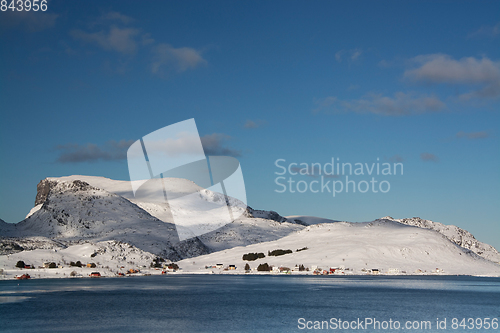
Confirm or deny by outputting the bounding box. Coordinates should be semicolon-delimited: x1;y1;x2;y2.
2;268;499;280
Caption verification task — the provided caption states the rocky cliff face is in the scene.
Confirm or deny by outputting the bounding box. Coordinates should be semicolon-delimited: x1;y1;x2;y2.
35;179;57;206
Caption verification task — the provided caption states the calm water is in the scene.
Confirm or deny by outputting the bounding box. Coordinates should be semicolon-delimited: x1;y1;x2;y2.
0;275;499;332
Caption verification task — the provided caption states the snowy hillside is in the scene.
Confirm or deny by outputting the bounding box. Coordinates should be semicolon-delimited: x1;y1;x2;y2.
0;240;162;279
3;179;208;260
2;176;305;259
178;220;500;276
383;216;500;263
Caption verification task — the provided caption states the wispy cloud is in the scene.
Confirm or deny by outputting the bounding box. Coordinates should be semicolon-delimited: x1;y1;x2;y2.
387;154;404;163
151;43;206;75
243;119;267;129
56;133;240;163
200;134;241;157
420;152;439;162
312;96;337;113
335;49;363;63
102;11;135;25
0;11;58;32
70;11;207;76
315;92;445;116
467;22;500;39
70;26;140;54
56;140;134;163
404;54;500;100
456;131;489;139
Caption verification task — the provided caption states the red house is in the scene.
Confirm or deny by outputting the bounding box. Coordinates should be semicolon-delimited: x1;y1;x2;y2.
90;272;101;277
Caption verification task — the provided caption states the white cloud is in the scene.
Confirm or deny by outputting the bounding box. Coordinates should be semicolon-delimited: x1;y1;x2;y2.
151;43;207;75
102;11;135;25
467;22;500;39
312;96;337;113
200;134;241;157
420;153;439;162
335;49;362;63
0;11;58;32
404;54;500;100
70;26;140;54
243;119;267;129
350;49;362;61
56;140;134;163
335;50;345;63
315;92;445;116
70;11;207;77
456;131;489;139
387;154;404;163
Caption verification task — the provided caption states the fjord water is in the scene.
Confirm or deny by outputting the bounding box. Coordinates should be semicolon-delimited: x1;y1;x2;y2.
0;275;499;332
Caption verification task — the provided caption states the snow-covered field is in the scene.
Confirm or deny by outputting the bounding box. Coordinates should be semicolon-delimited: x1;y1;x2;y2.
178;220;500;277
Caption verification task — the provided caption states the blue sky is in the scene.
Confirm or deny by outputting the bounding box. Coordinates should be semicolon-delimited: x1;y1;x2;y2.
1;1;499;249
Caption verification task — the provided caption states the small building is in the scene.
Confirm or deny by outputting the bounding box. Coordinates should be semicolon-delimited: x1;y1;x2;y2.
387;268;399;275
228;265;236;270
371;269;380;275
90;272;101;277
216;264;223;269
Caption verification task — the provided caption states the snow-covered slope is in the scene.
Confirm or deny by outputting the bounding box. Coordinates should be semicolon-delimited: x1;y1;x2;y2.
2;176;305;259
380;216;500;263
0;219;13;235
42;176;306;252
4;179;208;260
0;240;161;279
198;216;303;252
0;236;66;255
178;220;500;276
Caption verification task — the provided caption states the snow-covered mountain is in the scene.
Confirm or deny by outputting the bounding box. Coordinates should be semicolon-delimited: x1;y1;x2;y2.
1;175;499;278
179;220;500;276
2;179;207;260
381;216;500;263
1;176;304;260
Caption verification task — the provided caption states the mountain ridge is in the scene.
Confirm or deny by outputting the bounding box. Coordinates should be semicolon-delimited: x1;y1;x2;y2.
1;175;499;277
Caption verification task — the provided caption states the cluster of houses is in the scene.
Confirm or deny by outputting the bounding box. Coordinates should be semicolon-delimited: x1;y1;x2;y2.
199;263;431;276
204;264;237;270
